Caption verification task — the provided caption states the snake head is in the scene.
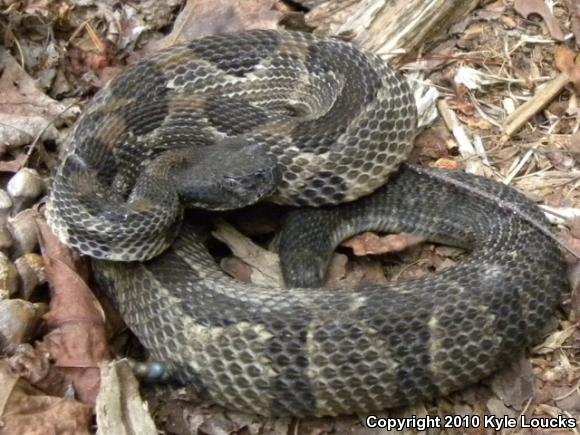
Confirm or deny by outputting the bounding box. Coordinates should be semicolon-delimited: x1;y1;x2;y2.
218;167;280;208
176;140;281;210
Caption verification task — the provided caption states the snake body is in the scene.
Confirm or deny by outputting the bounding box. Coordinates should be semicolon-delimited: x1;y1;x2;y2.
46;30;568;417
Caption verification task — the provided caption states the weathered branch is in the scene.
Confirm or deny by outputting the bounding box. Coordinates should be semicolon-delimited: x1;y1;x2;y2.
308;0;479;62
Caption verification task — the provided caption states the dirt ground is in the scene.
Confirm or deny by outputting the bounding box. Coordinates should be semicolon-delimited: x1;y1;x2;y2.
0;0;579;434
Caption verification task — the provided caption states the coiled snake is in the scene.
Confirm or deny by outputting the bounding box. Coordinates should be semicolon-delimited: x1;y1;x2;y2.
46;30;567;417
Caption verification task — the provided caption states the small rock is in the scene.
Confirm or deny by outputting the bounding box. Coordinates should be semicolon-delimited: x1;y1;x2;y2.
7;168;46;212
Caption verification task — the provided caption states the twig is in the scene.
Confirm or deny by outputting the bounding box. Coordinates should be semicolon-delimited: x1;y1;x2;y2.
23;101;79;168
503;46;580;139
437;99;487;175
503;148;535;185
502;73;571;138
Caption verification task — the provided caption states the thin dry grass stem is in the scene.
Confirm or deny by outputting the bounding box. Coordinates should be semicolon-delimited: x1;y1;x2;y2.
24;102;79;168
504;148;536;185
0;20;25;67
66;19;93;46
552;378;580;401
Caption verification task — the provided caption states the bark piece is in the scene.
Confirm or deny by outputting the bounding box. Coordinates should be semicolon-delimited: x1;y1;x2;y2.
96;360;157;435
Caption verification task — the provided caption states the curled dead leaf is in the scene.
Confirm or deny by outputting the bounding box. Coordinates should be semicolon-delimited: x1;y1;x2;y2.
532;324;577;354
9;344;70;397
36;219;110;405
342;232;425;256
0;361;92;434
514;0;565;41
554;46;580;91
433;158;462;170
141;0;284;55
0;49;75;148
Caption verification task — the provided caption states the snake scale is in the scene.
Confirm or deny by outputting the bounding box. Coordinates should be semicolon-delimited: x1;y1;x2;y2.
46;30;568;417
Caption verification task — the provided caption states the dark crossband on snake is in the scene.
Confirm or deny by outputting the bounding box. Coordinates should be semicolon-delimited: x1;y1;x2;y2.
46;30;568;417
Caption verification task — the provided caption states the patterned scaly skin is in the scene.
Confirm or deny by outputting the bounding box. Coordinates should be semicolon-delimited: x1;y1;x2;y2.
47;30;416;261
47;30;567;417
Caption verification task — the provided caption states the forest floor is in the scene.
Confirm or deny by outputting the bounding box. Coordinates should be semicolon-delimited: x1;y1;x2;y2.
0;0;579;434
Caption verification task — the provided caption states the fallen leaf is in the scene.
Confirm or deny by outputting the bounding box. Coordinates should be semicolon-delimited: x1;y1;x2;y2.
141;0;284;56
567;0;580;46
305;0;360;36
0;49;75;148
490;356;535;410
465;116;493;130
554;46;580;91
326;253;348;287
220;257;254;284
414;127;452;161
342;232;425;256
514;0;565;41
546;150;576;172
0;153;27;173
345;258;389;287
0;361;92;434
533;324;577;354
555;386;580;412
433;158;462;170
486;396;517;419
36;219;110;405
9;344;70;398
327;255;389;289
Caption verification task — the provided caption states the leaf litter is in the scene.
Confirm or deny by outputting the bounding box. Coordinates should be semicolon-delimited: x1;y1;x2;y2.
0;0;579;433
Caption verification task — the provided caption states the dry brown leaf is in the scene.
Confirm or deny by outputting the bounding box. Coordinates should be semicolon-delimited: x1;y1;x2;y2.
514;0;565;41
546;150;576;171
465;117;493;130
342;232;425;256
450;0;506;34
9;344;70;398
567;0;580;46
0;49;74;148
533;324;577;355
554;46;580;91
414;127;452;161
0;361;92;434
490;356;535;410
326;253;348;287
328;254;391;289
141;0;284;55
345;258;389;287
485;396;517;420
36;219;110;405
220;257;253;284
452;85;476;116
305;0;360;36
433;158;462;170
0;154;27;174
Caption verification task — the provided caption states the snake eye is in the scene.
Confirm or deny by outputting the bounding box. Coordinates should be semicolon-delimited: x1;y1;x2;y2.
224;177;238;189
